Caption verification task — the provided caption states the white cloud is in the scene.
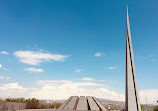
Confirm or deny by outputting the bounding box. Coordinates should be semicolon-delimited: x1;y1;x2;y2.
108;66;117;70
0;81;124;101
0;83;36;98
0;75;10;80
14;51;69;65
0;51;9;55
94;53;102;57
0;64;2;68
34;80;123;101
75;69;82;73
24;68;44;73
82;77;95;81
0;81;157;104
139;90;158;104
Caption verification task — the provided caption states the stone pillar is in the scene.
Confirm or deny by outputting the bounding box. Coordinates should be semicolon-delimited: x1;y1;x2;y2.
126;7;141;111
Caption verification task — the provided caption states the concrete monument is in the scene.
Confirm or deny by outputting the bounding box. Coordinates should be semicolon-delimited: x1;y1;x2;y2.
126;7;141;111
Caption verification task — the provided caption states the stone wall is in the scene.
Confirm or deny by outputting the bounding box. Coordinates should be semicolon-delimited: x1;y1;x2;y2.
0;101;26;110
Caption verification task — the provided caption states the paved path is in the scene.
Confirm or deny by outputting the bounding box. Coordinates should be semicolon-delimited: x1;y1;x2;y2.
18;109;56;111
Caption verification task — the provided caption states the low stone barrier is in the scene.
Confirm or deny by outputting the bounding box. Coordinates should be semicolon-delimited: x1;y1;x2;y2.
0;101;26;110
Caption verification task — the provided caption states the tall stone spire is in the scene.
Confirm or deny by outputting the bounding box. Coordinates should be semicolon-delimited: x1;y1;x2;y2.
126;7;141;111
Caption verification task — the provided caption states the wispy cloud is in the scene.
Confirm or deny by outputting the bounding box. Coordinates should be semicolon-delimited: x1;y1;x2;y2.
108;66;117;70
75;69;82;73
0;64;8;71
24;68;44;73
0;51;9;55
135;54;157;62
82;77;108;82
82;77;95;81
0;75;10;80
0;76;4;79
37;80;70;86
135;56;148;59
94;53;102;57
6;76;11;80
37;80;102;87
14;51;69;65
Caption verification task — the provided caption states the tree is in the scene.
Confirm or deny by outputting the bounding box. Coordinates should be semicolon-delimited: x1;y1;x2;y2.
25;98;39;109
49;102;62;109
4;97;62;109
153;106;158;111
5;97;25;103
141;105;144;111
0;98;4;101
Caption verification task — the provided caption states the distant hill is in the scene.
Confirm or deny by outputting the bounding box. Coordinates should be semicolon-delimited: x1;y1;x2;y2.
98;98;157;111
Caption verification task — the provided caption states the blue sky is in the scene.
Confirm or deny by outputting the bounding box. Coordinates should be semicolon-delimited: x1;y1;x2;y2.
0;0;158;104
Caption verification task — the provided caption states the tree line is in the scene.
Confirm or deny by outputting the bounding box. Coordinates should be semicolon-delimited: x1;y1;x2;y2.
0;97;62;109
